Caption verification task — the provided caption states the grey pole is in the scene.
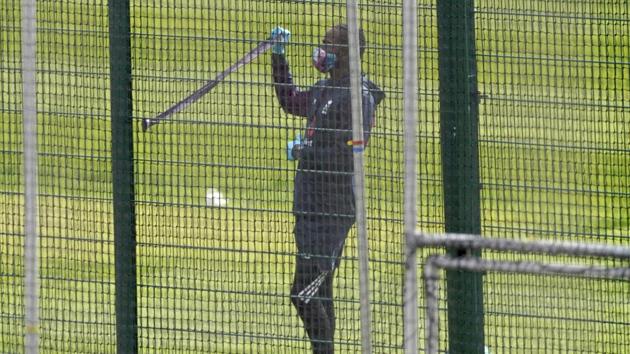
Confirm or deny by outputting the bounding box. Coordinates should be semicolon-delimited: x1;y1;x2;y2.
21;0;39;352
402;0;419;353
345;1;372;352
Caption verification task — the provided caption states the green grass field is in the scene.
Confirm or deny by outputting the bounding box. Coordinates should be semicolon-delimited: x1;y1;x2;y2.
1;0;629;353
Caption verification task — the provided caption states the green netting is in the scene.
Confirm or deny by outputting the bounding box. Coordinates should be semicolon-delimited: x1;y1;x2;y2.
469;1;630;352
1;0;628;353
131;2;403;352
2;0;115;352
1;1;25;351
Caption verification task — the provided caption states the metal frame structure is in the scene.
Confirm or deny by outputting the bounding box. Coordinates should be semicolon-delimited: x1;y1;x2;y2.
21;0;39;352
422;254;630;354
404;232;630;353
346;0;372;351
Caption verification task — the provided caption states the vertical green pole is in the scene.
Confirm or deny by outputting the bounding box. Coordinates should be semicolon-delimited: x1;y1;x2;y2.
108;0;137;352
437;0;484;353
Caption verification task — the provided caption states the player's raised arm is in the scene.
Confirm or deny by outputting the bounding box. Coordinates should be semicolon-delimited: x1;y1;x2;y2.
270;26;311;118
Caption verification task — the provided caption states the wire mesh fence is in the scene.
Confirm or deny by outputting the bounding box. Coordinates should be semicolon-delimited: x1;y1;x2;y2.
422;254;630;354
405;233;630;353
406;0;629;352
1;0;628;353
3;0;115;352
131;2;401;353
470;2;629;350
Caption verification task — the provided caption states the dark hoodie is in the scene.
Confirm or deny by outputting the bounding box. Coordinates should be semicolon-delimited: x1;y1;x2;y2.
272;53;385;218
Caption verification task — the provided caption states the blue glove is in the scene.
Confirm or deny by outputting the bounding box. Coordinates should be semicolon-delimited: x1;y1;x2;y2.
287;134;302;160
271;26;291;55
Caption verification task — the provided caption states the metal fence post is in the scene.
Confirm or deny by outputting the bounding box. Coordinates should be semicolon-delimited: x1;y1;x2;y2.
108;0;138;352
402;0;419;352
345;1;372;351
21;0;39;351
437;0;485;353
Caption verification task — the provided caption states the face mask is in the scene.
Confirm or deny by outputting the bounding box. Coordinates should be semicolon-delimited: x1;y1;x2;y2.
312;47;337;73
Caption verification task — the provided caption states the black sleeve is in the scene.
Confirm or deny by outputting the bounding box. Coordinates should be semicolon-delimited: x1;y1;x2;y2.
271;54;310;117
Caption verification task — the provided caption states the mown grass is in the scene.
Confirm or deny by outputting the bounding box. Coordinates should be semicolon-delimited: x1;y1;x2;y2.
1;0;629;353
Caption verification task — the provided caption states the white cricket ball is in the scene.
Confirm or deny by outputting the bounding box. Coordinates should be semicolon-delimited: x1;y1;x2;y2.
206;188;227;207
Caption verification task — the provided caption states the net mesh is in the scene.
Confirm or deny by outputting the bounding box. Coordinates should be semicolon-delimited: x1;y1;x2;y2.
411;0;629;352
469;2;630;350
1;0;628;353
421;253;630;353
1;0;25;350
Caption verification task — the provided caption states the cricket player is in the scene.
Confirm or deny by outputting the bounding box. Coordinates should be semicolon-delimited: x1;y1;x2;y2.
270;24;385;353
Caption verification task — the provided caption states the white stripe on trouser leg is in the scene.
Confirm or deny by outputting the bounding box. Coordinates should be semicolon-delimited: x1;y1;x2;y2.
298;271;329;304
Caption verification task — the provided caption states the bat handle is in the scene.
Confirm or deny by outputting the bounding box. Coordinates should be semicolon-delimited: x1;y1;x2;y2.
142;118;153;132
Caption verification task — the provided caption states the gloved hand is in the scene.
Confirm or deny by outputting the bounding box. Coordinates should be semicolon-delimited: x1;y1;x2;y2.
271;26;291;55
287;134;302;160
291;143;304;160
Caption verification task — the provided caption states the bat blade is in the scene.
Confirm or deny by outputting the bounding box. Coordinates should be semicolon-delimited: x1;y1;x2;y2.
142;37;275;132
